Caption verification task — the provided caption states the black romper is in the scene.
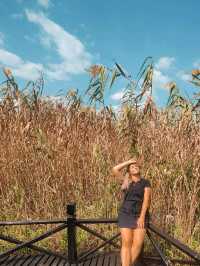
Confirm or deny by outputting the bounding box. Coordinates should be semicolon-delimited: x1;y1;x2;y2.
117;177;151;229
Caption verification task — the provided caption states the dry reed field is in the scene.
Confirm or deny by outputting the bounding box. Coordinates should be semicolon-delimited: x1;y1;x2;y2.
0;58;200;258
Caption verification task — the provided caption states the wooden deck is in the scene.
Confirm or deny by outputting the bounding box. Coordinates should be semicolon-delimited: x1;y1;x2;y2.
1;204;199;266
0;250;199;266
0;251;164;266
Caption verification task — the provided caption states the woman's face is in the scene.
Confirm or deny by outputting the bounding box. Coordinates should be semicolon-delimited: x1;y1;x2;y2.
129;163;140;175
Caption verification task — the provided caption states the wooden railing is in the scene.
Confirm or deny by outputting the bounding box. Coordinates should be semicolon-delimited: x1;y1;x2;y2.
0;202;199;265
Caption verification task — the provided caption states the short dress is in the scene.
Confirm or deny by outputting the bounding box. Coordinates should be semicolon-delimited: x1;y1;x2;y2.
117;177;151;229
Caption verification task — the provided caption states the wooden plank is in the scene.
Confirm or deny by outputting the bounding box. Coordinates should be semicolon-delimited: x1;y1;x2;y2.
103;253;112;266
2;254;20;265
114;253;121;266
82;256;93;266
0;255;10;265
35;254;51;265
10;255;27;266
13;255;34;266
49;257;63;266
19;254;46;266
95;254;105;266
56;258;67;266
108;253;117;266
41;255;58;265
5;255;25;266
18;254;38;266
29;255;44;266
88;255;99;266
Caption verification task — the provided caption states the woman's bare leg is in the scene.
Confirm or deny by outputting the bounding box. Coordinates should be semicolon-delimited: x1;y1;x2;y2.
131;228;146;265
120;228;133;266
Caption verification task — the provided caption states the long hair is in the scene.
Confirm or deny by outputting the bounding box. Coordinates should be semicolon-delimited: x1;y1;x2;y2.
121;156;143;191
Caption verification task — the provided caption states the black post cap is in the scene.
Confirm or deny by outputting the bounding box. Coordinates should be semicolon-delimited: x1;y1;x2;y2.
67;202;76;216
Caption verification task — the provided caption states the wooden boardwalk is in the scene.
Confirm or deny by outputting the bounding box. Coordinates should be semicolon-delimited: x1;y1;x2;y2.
0;251;199;266
1;204;199;266
0;251;165;266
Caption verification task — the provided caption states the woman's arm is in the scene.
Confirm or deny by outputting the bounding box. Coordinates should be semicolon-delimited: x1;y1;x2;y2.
112;158;137;180
139;187;152;219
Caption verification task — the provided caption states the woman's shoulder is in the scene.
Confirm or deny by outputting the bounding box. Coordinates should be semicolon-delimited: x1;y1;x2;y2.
141;177;151;188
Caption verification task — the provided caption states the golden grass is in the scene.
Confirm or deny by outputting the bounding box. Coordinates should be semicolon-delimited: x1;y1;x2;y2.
0;64;199;258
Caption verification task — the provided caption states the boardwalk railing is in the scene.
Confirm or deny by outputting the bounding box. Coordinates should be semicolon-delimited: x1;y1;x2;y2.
0;202;200;265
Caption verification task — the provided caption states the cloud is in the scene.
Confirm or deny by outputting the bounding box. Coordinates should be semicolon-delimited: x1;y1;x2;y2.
0;48;43;80
0;49;23;65
110;91;123;101
25;10;92;80
0;11;93;82
37;0;50;9
193;60;200;68
155;57;175;70
176;71;191;82
0;32;4;46
151;56;175;89
153;69;170;89
14;62;43;80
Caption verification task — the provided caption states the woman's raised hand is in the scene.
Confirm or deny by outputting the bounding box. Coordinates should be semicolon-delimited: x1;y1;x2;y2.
128;158;137;164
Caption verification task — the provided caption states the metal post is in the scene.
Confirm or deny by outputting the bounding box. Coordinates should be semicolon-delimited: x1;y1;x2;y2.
67;203;78;264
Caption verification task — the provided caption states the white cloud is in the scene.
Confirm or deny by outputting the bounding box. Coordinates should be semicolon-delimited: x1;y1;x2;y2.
193;60;200;68
153;69;170;89
0;32;5;46
0;49;23;65
25;10;92;80
151;56;174;89
39;33;51;48
155;57;175;70
0;48;43;80
110;91;123;101
0;10;93;82
14;62;43;80
176;71;191;82
37;0;50;9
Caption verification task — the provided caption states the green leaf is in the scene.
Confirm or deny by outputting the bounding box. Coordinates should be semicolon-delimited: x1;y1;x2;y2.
109;68;118;89
115;62;129;78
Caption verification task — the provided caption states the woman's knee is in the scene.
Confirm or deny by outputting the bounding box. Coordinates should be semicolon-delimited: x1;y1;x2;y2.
121;238;132;248
132;229;146;249
120;228;133;248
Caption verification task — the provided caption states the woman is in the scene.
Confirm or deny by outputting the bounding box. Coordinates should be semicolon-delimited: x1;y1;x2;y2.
112;157;152;266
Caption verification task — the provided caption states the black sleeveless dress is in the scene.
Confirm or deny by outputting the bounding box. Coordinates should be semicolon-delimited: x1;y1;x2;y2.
117;177;151;229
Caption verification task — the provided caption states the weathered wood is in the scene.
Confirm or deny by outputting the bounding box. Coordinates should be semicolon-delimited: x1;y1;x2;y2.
0;233;66;260
0;219;66;226
0;251;198;266
148;223;200;263
0;224;67;260
67;203;77;264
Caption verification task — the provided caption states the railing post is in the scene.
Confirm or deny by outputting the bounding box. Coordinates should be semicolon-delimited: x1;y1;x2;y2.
67;202;78;264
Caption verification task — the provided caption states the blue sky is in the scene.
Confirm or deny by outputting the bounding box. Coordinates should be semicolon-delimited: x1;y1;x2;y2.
0;0;200;108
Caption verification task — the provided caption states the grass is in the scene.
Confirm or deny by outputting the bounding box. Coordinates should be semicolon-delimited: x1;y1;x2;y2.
0;58;200;259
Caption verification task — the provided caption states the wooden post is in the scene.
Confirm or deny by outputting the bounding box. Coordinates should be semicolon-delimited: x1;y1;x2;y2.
67;203;77;264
